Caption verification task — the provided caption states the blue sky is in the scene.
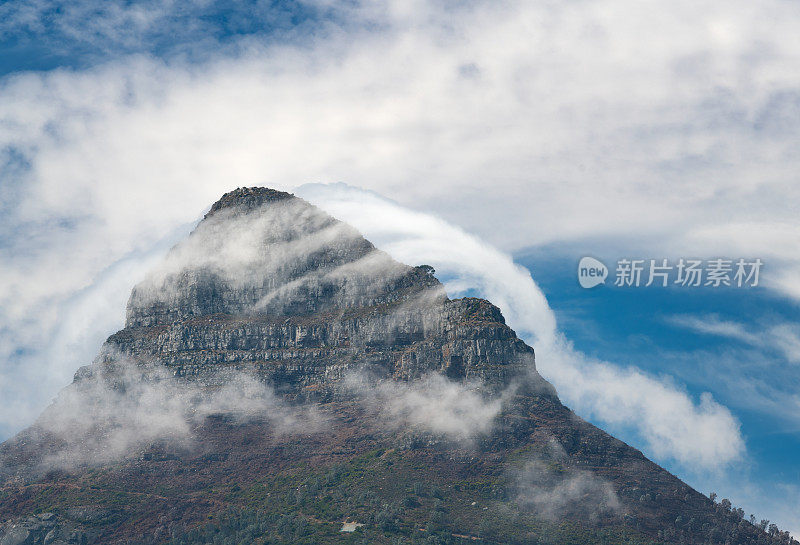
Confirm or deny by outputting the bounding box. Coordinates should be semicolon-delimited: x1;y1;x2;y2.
0;0;799;536
518;246;800;522
0;1;331;75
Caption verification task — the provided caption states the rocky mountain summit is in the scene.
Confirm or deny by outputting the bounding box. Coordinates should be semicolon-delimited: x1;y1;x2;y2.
0;188;794;545
110;186;542;394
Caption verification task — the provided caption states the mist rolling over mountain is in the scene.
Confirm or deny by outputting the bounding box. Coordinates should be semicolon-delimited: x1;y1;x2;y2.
0;188;793;545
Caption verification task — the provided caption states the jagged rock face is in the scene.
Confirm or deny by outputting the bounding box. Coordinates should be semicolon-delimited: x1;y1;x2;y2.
102;187;544;394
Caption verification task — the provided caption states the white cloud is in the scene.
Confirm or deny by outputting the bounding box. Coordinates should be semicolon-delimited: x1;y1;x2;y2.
668;314;762;345
540;340;744;469
348;372;509;443
514;456;620;521
770;325;800;365
670;314;800;363
1;0;799;366
297;183;745;470
25;357;325;472
0;221;193;436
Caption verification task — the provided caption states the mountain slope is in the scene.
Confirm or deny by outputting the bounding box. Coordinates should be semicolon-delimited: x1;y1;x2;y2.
0;187;793;545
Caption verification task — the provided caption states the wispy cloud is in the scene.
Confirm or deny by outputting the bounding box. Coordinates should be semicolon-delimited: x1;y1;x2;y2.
298;183;746;471
514;453;620;521
669;314;800;364
347;372;511;444
11;356;326;474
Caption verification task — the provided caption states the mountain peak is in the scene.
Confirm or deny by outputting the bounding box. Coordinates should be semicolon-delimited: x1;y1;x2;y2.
205;186;295;218
116;187;537;394
1;188;789;545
